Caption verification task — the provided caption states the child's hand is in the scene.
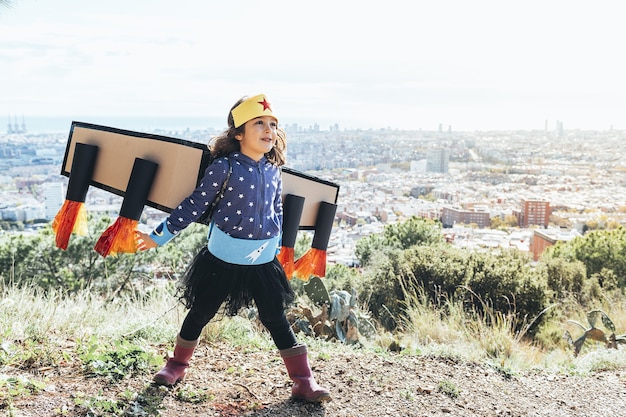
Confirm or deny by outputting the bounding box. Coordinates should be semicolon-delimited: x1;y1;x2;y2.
136;230;158;251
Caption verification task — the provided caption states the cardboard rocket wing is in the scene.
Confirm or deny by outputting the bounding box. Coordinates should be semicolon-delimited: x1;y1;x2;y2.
292;201;338;281
60;121;340;257
277;194;305;279
94;157;159;257
52;142;99;249
61;121;212;215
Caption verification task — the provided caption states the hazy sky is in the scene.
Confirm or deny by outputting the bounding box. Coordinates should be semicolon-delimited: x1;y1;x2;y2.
1;0;625;131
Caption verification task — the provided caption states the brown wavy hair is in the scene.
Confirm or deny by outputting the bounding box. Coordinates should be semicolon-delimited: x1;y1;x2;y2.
209;96;286;166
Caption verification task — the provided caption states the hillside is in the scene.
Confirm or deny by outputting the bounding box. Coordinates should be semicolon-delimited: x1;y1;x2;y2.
4;339;625;417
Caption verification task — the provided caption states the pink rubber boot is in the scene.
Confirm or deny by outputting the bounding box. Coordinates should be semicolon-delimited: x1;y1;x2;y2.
153;334;198;386
280;344;331;402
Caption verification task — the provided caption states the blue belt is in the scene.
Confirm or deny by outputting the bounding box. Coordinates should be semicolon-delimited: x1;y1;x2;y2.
207;223;279;265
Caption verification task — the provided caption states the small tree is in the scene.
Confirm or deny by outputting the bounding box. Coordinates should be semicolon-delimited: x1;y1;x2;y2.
355;216;444;267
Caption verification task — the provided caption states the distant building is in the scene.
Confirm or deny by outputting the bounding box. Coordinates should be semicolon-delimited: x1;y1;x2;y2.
556;120;564;138
21;204;46;221
519;199;551;228
426;148;449;173
530;228;580;261
337;210;358;227
44;182;64;220
409;185;434;199
441;206;491;228
6;115;27;134
410;159;428;172
0;204;45;222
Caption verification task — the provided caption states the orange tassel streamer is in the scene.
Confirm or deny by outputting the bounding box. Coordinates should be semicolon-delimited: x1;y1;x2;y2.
277;246;295;280
51;200;88;250
94;217;139;257
292;248;327;282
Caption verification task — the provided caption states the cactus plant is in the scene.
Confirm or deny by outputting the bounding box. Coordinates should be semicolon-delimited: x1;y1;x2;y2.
299;277;377;344
564;309;626;356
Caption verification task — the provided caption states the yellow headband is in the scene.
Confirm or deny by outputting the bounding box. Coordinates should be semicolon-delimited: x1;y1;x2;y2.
231;94;278;128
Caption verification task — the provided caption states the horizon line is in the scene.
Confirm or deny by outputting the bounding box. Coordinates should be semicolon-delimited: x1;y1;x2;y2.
3;114;623;134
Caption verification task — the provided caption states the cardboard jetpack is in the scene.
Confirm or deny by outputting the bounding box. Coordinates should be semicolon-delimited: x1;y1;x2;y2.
57;121;340;276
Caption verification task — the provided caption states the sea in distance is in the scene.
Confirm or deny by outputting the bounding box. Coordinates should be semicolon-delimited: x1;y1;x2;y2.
10;115;332;136
11;116;229;135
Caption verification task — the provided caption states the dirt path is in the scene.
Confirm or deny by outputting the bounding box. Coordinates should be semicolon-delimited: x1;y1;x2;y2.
4;341;626;416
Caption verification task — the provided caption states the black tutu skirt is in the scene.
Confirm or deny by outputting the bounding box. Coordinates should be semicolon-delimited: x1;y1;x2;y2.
178;246;295;317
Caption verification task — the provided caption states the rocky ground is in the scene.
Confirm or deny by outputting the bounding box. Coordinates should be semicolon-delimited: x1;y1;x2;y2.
3;340;626;417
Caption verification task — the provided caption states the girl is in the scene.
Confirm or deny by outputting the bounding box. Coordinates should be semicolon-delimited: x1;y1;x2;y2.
136;94;330;403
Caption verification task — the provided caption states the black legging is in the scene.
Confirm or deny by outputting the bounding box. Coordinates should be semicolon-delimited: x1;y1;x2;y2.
178;257;297;350
179;294;297;349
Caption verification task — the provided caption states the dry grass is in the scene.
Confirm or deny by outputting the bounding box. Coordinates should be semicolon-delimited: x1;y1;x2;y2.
394;286;626;374
1;282;625;377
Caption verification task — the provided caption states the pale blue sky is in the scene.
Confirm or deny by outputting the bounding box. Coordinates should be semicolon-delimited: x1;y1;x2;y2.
1;0;625;131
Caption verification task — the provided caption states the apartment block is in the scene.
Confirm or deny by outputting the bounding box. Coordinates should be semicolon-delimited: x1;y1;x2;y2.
441;206;491;228
520;199;550;228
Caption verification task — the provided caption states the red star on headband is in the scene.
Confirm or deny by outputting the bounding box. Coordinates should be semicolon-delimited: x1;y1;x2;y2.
258;98;272;112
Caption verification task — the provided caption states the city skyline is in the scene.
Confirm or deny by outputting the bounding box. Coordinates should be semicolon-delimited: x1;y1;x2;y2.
2;1;625;131
7;114;619;137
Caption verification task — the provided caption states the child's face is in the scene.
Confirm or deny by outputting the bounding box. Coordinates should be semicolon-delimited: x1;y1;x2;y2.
236;116;278;161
